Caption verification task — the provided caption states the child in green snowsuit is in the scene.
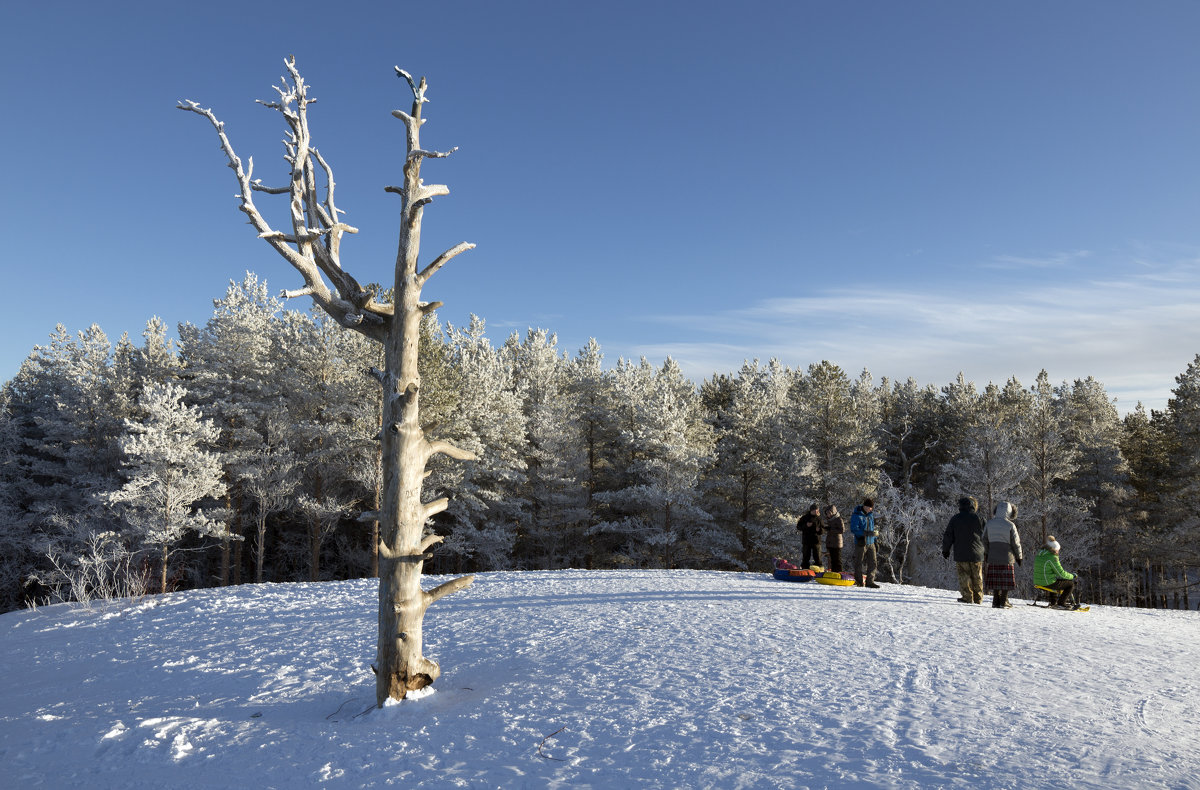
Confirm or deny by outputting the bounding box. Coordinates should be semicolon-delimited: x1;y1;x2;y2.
1033;535;1076;608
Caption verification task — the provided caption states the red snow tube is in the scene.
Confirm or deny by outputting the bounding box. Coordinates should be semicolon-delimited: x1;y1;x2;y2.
773;568;818;582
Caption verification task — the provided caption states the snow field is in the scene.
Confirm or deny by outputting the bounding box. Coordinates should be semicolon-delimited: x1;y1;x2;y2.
1;569;1197;789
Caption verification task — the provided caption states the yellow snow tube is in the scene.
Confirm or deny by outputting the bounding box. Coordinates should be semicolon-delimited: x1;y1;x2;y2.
816;571;855;586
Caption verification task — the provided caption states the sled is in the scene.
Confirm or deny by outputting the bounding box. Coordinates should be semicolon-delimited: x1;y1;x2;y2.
815;571;856;587
773;568;818;582
1029;584;1091;612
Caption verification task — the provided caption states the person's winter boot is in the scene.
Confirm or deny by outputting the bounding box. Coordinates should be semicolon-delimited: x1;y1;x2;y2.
854;575;863;587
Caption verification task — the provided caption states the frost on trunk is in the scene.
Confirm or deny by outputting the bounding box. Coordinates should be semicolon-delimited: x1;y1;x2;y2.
180;58;477;705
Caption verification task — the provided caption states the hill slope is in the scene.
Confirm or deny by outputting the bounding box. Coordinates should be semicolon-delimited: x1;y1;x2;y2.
1;570;1197;789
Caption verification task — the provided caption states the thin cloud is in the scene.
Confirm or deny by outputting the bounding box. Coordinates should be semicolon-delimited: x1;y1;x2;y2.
639;261;1200;413
984;249;1092;269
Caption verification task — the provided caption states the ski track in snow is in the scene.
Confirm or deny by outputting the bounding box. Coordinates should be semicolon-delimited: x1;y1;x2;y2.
1;569;1197;789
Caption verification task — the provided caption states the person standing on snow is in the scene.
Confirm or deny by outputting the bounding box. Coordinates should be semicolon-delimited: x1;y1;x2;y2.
797;503;824;569
823;504;845;573
850;498;880;588
942;496;988;604
983;501;1023;609
1034;535;1078;609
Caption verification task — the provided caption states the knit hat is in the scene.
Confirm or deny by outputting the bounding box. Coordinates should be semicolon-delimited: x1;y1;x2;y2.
1045;535;1060;552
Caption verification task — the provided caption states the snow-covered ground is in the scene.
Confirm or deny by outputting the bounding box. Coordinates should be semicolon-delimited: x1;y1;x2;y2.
1;569;1197;789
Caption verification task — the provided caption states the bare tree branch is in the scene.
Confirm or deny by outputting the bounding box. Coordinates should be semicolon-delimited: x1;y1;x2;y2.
425;439;477;464
251;179;291;195
423;575;475;607
417;242;475;288
422;498;449;520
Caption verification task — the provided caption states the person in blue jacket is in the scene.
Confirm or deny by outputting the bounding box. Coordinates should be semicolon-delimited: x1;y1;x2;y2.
849;498;880;588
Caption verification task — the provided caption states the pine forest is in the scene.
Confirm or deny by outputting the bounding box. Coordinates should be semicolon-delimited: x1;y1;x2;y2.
1;273;1196;614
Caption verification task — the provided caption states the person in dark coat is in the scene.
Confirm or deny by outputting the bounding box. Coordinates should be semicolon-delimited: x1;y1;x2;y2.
823;504;845;573
942;496;987;604
797;503;823;569
983;501;1023;609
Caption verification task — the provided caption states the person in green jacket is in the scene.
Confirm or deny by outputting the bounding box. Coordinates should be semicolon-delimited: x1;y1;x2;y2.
1033;535;1077;609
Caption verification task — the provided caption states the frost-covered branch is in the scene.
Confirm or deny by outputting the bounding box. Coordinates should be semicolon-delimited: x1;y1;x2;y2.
408;146;458;162
394;67;421;101
179;57;390;342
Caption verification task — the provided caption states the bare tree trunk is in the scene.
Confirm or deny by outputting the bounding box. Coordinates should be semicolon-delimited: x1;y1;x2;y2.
255;513;267;584
182;58;477;705
310;516;322;582
373;70;477;702
220;487;233;586
310;470;323;583
232;486;244;586
371;415;383;579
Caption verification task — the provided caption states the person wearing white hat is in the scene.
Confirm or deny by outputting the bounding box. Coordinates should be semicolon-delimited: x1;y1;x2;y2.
1033;535;1077;609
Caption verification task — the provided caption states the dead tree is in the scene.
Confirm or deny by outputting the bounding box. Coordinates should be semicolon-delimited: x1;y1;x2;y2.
180;57;477;705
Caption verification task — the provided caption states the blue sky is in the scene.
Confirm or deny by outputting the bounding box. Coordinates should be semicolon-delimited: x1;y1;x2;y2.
3;1;1200;413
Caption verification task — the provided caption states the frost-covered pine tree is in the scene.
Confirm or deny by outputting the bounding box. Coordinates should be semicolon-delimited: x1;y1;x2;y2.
183;60;478;703
105;383;226;592
237;420;298;584
432;317;525;571
1159;354;1200;562
939;379;1031;518
788;361;881;511
1064;378;1130;524
1019;371;1089;550
1120;402;1169;543
275;308;376;581
702;360;795;566
937;372;981;469
1;326;129;592
876;377;941;494
136;317;182;390
180;273;284;585
596;358;730;568
568;338;621;567
505;328;588;568
1054;376;1132;598
0;388;35;609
